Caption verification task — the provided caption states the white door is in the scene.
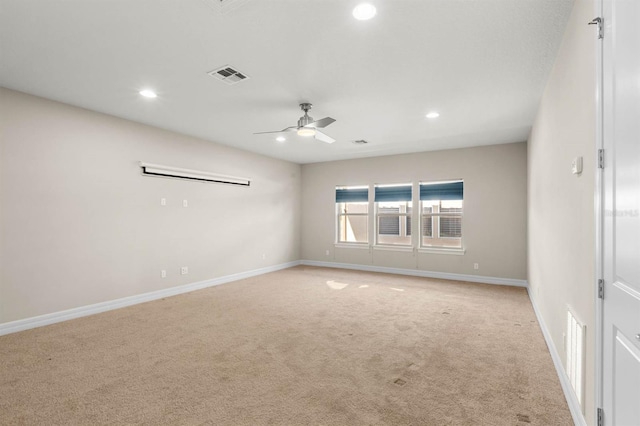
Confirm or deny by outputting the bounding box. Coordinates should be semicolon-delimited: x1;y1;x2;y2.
602;0;640;424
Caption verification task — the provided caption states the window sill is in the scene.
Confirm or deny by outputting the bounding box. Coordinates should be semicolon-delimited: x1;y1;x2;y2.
334;243;370;250
418;247;466;256
373;245;414;252
333;244;465;255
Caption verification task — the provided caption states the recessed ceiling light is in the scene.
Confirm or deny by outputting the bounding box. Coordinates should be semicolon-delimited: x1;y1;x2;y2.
353;3;376;20
139;89;157;99
276;136;286;142
426;112;440;119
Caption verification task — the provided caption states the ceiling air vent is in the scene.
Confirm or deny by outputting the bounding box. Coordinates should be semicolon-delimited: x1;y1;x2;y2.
204;0;251;14
353;140;369;145
207;65;250;85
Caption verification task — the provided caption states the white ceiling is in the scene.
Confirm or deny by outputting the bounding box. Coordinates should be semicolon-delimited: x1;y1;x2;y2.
0;0;573;164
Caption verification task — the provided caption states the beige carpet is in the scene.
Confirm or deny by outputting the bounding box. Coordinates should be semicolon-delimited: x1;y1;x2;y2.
0;266;573;425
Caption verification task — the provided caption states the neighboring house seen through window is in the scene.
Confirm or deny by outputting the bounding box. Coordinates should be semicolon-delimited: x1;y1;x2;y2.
335;180;464;251
420;181;463;249
336;186;368;244
375;184;412;246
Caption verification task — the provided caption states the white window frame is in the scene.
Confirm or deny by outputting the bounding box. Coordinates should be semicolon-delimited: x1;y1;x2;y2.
419;180;464;253
335;186;369;246
374;183;413;248
376;203;411;236
421;201;463;240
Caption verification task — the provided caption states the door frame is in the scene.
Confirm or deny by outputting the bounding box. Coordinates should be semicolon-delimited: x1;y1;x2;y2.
594;0;604;421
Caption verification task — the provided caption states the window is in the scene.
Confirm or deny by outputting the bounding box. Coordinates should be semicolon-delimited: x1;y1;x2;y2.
336;186;369;244
335;180;465;253
375;184;412;246
420;181;463;249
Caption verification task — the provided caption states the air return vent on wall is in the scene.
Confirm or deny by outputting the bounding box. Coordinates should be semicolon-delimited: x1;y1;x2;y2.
208;65;249;85
139;162;250;186
566;308;586;410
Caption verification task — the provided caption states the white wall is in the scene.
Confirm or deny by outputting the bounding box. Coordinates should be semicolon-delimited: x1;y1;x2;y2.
301;142;527;280
527;0;596;423
0;88;301;323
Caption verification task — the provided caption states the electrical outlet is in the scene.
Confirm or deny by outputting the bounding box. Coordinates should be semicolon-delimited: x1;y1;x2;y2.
161;269;167;278
261;253;266;260
473;263;479;270
325;250;330;256
181;266;188;275
183;199;188;208
160;198;167;206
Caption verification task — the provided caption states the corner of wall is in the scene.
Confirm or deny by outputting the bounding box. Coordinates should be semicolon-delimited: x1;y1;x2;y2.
526;0;597;423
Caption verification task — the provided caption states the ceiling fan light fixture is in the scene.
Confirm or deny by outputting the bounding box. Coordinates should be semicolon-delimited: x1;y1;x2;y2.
297;127;316;137
353;3;377;20
254;102;335;143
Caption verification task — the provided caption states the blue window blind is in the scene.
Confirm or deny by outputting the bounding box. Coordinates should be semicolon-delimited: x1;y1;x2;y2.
336;187;368;203
420;181;463;201
374;185;412;202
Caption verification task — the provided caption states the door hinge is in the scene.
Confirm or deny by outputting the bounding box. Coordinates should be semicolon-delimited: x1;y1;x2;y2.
598;149;605;169
597;407;604;426
589;17;604;39
598;279;605;299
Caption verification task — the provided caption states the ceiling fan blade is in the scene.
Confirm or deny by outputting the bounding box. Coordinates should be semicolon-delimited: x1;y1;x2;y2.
253;130;283;135
314;130;335;144
253;126;297;135
305;117;335;128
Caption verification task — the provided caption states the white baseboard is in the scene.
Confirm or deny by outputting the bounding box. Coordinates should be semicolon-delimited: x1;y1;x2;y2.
0;259;585;426
527;288;587;426
0;260;526;337
0;261;301;336
300;260;528;287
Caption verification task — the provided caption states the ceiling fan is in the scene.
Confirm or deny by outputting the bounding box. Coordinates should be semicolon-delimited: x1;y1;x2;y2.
254;103;336;143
